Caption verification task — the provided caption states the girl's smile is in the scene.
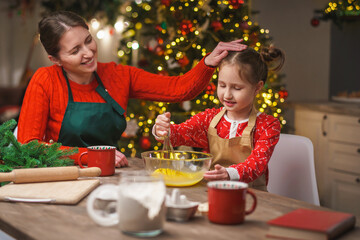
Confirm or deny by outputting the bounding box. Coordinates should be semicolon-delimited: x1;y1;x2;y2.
223;100;236;107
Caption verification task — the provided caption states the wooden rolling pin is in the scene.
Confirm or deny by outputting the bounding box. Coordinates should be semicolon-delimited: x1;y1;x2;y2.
0;166;101;183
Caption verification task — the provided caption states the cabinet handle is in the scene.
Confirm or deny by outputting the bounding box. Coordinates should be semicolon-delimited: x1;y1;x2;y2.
356;178;360;183
358;148;360;154
322;115;327;136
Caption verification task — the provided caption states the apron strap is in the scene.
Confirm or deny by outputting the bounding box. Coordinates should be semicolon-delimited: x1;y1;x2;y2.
94;72;125;116
241;107;257;136
209;108;226;128
240;107;258;148
62;68;74;102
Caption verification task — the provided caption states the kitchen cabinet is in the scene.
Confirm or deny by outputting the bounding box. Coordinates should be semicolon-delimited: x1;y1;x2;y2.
327;169;360;215
294;108;328;206
294;102;360;216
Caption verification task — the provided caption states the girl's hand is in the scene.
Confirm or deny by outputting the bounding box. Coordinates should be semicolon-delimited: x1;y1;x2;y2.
204;39;247;67
115;150;128;168
203;164;230;181
155;112;171;137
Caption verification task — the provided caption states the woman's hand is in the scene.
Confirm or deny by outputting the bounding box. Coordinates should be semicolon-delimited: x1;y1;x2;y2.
204;39;247;67
155;112;171;138
203;164;230;181
115;150;128;168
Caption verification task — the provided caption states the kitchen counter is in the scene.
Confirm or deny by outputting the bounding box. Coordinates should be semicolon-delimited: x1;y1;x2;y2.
291;100;360;117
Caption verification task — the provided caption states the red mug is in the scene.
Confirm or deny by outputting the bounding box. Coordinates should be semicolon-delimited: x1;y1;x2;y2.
78;146;116;176
207;181;257;224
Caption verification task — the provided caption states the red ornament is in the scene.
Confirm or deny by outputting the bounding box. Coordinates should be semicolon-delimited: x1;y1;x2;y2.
311;18;320;27
155;46;165;56
109;28;115;35
161;0;171;7
179;20;194;35
157;38;164;45
155;24;163;32
140;136;152;150
206;82;217;95
278;90;288;100
229;0;244;9
211;21;223;32
249;32;259;46
178;55;190;68
240;21;249;30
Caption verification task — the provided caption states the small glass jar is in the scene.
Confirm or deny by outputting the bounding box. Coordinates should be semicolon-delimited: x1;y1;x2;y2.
118;171;166;237
87;171;166;238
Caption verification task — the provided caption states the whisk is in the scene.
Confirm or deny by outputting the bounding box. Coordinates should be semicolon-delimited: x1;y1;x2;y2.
163;134;175;159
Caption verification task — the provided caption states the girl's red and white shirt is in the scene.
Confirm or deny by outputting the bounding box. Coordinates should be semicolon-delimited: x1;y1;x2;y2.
160;107;281;184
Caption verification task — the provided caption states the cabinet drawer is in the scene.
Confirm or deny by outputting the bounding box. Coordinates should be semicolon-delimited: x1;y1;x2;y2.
327;170;360;216
328;142;360;175
326;114;360;144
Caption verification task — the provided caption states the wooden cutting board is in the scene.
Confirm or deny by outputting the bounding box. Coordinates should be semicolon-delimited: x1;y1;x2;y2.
0;179;100;205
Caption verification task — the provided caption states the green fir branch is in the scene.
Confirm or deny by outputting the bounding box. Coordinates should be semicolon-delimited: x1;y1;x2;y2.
0;119;78;174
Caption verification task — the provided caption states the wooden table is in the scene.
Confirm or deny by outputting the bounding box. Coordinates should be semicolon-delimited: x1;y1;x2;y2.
0;158;359;240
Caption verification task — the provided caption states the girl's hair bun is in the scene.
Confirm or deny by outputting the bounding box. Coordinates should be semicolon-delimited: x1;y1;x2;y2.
260;46;285;72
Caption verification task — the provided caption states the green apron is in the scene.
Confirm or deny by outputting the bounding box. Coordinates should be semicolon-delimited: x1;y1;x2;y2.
58;69;126;148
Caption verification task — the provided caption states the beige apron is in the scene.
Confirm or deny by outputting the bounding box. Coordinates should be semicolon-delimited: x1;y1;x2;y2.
207;108;267;191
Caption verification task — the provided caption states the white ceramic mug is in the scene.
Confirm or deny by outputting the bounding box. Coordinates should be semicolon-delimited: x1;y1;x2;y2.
87;171;166;237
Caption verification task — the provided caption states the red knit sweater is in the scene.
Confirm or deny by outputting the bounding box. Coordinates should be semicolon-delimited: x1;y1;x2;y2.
18;59;215;163
169;107;281;184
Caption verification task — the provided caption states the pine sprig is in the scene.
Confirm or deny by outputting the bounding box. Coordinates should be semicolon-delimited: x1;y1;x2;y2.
0;119;77;173
0;119;17;149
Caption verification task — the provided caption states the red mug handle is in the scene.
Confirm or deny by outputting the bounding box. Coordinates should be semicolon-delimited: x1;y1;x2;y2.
245;189;257;215
78;152;88;168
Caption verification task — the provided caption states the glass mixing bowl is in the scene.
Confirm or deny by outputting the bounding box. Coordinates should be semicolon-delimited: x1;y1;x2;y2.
141;150;212;187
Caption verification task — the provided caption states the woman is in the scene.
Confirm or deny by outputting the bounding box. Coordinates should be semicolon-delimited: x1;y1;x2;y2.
18;11;247;167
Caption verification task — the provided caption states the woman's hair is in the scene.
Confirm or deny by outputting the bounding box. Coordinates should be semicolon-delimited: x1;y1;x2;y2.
38;11;88;58
219;46;285;85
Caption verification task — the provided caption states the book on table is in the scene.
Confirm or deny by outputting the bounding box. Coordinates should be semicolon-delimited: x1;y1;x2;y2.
266;208;356;240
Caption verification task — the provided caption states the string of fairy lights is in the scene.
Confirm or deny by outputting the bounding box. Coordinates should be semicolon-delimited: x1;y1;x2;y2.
325;0;360;15
312;0;360;27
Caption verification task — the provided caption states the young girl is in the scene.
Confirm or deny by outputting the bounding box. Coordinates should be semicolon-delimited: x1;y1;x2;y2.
153;47;285;191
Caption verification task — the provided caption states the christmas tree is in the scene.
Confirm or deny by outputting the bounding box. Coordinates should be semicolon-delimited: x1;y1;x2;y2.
117;0;288;157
